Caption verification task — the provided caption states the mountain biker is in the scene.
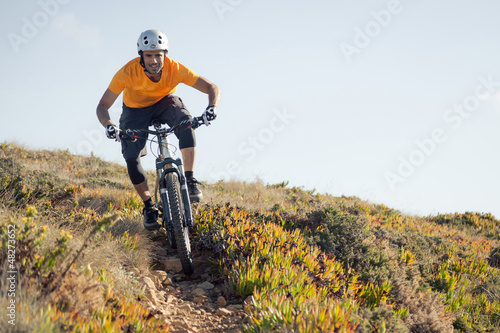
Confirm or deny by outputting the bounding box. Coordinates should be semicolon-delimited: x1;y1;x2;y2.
96;29;221;231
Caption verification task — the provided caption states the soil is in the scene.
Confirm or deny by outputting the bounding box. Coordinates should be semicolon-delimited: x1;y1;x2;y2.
139;241;250;333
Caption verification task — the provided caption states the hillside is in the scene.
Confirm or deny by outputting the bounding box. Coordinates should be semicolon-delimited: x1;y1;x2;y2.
1;143;499;332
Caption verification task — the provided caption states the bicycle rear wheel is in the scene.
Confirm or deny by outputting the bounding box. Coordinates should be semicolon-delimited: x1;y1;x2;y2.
165;172;194;275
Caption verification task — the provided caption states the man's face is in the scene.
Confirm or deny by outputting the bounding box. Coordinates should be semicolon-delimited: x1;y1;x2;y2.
142;50;166;75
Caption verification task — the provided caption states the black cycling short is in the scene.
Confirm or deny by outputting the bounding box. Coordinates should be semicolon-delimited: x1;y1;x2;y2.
119;95;196;185
119;95;196;161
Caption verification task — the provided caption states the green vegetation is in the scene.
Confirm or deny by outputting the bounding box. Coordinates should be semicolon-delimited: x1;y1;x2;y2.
1;143;499;332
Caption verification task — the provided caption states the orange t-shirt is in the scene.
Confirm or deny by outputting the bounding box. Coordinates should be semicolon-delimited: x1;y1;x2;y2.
108;57;199;108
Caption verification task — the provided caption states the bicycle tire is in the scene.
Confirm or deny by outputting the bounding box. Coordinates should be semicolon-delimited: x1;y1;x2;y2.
166;172;194;275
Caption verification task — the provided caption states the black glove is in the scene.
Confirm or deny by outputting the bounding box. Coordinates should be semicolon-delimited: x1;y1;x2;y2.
202;106;217;125
105;124;120;142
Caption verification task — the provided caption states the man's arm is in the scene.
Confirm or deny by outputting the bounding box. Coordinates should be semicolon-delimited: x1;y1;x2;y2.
96;88;120;127
192;76;221;107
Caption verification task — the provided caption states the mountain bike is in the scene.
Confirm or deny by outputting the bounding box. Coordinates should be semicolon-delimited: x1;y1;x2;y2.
120;116;207;275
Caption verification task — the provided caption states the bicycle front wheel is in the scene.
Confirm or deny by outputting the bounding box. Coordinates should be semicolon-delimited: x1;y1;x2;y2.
166;172;194;275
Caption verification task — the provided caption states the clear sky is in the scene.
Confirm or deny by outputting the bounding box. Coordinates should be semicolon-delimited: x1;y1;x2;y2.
1;0;499;218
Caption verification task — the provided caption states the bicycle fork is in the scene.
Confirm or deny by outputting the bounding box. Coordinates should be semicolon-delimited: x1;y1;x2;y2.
156;158;194;229
156;132;194;228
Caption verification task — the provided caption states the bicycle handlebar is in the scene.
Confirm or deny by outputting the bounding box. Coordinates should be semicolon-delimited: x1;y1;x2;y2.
119;116;206;142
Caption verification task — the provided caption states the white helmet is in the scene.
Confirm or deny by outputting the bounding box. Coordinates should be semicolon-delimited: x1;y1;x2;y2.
137;29;168;53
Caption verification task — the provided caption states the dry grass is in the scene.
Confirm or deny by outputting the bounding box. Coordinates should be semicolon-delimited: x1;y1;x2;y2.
201;179;377;216
0;143;167;331
203;179;291;211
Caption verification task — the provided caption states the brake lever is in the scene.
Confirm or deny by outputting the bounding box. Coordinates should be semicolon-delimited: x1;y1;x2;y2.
187;117;205;129
119;129;138;142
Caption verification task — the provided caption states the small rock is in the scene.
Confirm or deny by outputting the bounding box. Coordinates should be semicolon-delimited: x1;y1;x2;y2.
141;276;162;306
216;308;232;316
151;270;168;279
151;270;168;288
171;319;191;331
227;304;243;311
199;281;215;290
163;259;183;273
165;295;177;304
192;288;205;296
178;303;192;312
152;275;162;289
179;281;190;288
156;307;168;316
162;277;173;287
193;296;205;304
173;275;184;282
141;276;157;291
217;296;227;307
244;295;255;305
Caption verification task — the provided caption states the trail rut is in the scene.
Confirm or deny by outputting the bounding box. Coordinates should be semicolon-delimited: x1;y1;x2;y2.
138;243;249;332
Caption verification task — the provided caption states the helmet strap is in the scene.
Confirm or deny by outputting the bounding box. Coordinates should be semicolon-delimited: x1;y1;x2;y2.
139;51;146;69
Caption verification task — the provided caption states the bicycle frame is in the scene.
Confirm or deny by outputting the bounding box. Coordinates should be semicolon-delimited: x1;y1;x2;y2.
152;123;194;229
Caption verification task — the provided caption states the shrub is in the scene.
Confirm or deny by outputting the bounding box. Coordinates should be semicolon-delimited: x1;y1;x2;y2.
392;280;454;333
307;207;370;271
488;247;500;268
306;207;398;286
0;158;69;208
356;303;407;333
431;212;500;238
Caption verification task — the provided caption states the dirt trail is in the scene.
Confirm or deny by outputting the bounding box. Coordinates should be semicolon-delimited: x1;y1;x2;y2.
138;243;249;333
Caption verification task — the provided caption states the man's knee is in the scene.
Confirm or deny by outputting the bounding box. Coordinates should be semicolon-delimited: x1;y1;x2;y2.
178;124;196;149
126;157;147;185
